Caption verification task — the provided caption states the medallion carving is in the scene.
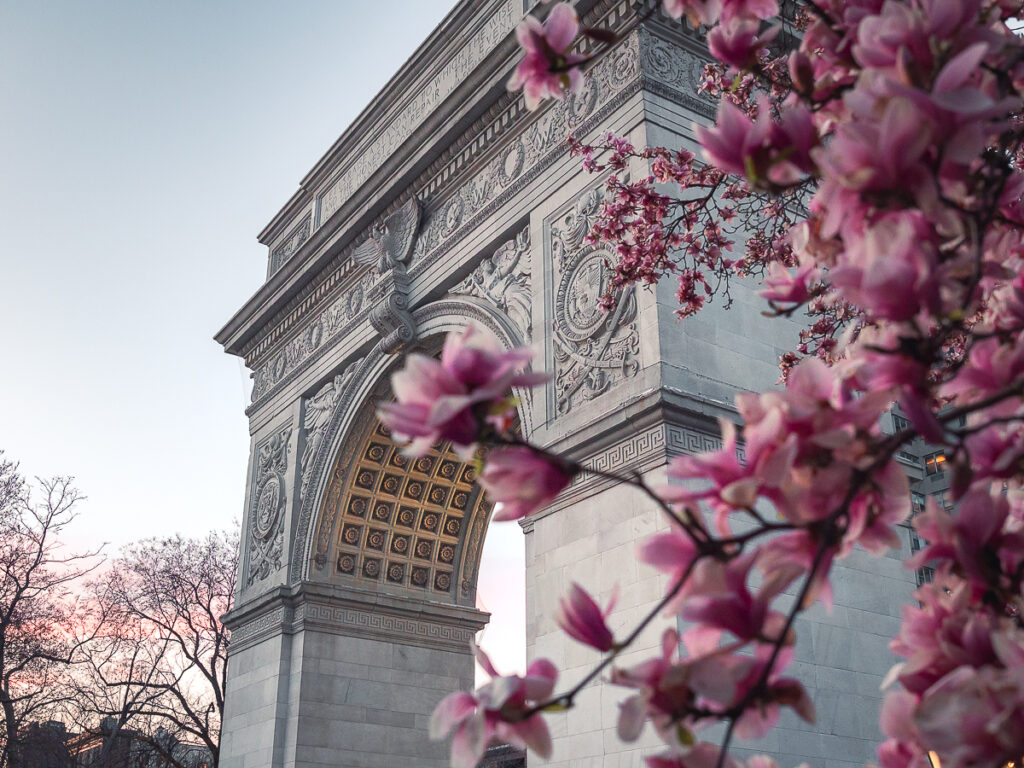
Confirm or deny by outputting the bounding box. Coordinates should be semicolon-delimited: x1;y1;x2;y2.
247;427;292;587
550;188;640;414
451;226;532;344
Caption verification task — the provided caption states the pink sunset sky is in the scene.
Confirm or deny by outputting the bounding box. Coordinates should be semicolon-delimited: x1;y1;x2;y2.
0;0;524;676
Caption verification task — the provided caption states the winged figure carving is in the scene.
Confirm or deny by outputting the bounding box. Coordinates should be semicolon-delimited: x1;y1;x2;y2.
352;198;422;273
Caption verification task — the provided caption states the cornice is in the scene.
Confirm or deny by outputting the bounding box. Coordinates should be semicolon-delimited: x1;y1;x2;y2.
224;580;489;654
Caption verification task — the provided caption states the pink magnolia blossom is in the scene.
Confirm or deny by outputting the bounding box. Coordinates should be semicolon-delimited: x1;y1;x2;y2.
508;3;585;110
909;489;1024;595
662;0;776;25
914;664;1024;768
695;100;816;187
759;257;818;305
479;446;576;521
377;325;546;456
555;583;618;652
430;647;558;768
638;528;699;602
829;210;942;322
613;627;813;746
662;0;722;26
679;554;800;643
659;419;755;534
941;337;1024;406
707;17;778;71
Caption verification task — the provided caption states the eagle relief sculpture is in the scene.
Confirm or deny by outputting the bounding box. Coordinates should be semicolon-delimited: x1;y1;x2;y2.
354;198;422;354
351;198;421;273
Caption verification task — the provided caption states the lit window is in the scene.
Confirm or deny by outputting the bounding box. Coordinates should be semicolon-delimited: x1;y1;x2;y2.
924;452;946;475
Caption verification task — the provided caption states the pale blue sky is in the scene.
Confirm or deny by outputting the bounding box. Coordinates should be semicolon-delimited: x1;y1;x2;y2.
0;0;524;670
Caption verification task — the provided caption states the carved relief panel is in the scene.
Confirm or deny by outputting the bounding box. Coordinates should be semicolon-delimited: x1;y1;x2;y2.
547;186;640;416
450;225;532;345
246;426;293;588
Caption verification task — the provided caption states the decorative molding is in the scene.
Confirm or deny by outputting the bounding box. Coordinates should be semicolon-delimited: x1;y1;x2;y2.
227;591;485;654
368;262;417;355
247;33;643;411
637;29;716;120
451;225;532;344
296;602;479;653
227;605;293;648
246;427;292;587
315;0;519;227
410;34;642;272
250;268;376;402
522;421;725;528
549;186;640;414
290;354;378;583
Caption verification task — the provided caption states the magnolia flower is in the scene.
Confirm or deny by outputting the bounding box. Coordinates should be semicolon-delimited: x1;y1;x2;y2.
695;99;816;187
377;325;546;456
759;257;817;305
707;17;778;70
663;0;776;25
479;446;576;521
430;647;558;768
555;583;617;652
508;3;585;110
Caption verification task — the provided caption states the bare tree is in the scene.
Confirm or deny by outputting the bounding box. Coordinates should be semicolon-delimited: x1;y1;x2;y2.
87;530;236;767
0;456;101;768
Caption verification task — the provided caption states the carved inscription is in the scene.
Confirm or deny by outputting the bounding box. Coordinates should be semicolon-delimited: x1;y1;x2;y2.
317;0;518;225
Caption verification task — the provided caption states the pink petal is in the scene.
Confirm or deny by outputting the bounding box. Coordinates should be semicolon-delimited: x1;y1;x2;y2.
429;692;478;739
451;717;488;768
617;694;647;741
508;715;553;759
544;2;579;51
638;531;697;571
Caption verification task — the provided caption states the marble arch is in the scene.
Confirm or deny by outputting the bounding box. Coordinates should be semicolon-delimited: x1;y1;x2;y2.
216;1;922;766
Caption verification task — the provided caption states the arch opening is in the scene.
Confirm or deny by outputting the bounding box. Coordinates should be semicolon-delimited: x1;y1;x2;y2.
311;406;494;608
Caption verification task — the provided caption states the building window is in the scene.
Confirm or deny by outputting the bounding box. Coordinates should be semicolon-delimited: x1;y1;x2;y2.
911;492;926;515
892;414;911;432
909;527;935;586
924;451;946;475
